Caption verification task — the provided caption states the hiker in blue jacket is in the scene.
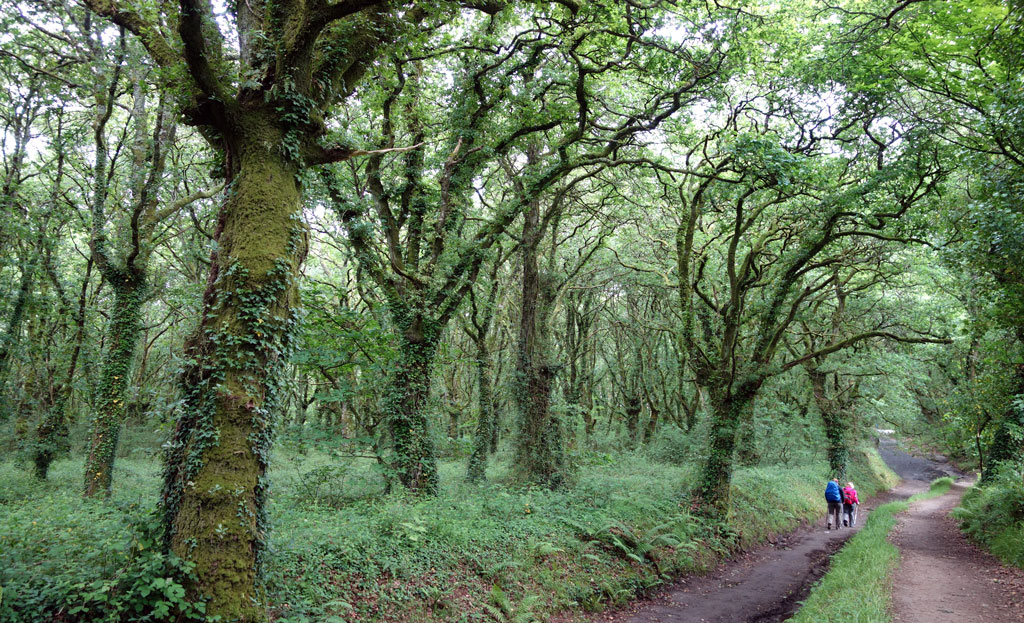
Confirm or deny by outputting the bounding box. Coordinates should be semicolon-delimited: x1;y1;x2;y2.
825;478;842;530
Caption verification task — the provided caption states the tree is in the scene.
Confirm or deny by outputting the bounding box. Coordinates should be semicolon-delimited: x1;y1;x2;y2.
322;0;727;490
78;0;503;618
661;83;948;515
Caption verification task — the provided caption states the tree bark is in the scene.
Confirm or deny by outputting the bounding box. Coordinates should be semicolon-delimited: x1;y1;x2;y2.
161;122;306;621
0;249;38;415
34;258;93;479
514;193;563;487
467;337;494;482
982;362;1024;482
808;368;850;480
695;384;757;517
386;326;440;493
83;276;146;496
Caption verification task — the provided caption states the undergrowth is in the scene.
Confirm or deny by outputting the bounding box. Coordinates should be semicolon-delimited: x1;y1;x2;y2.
787;477;954;623
953;462;1024;569
0;445;897;623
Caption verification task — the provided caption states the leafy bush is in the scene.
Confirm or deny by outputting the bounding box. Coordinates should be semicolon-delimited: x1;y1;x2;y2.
953;462;1024;568
643;424;704;465
0;498;205;623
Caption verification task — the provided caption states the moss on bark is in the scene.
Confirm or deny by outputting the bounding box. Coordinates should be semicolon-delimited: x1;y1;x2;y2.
467;345;494;483
385;325;440;494
161;119;305;622
695;388;756;517
83;277;146;497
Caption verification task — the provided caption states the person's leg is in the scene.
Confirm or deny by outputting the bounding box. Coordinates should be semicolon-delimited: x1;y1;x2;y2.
851;504;858;526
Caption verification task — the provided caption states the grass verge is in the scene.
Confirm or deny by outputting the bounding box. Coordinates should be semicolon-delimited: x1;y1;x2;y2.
953;462;1024;569
787;477;954;623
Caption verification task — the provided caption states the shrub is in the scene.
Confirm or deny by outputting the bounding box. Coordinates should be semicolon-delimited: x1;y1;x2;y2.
0;503;205;623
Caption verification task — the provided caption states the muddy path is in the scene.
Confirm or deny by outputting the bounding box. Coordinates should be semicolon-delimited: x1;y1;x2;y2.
586;439;960;623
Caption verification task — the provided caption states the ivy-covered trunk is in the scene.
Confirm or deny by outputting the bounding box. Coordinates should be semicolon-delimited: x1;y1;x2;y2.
467;338;493;482
489;347;504;454
161;122;305;623
624;395;642;444
514;194;563;487
808;369;848;480
34;260;88;478
982;360;1024;482
386;324;440;493
736;399;759;466
695;387;755;516
0;250;37;416
83;276;145;496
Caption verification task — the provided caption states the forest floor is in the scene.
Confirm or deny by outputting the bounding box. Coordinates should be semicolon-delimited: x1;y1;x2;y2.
583;439;1024;623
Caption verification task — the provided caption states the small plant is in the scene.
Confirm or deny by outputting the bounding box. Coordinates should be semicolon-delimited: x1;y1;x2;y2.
483;584;541;623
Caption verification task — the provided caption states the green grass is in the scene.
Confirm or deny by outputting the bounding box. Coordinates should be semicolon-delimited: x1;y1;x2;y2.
0;445;898;623
788;477;955;623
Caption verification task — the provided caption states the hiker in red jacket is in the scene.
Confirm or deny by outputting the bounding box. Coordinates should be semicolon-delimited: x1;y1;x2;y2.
842;482;860;527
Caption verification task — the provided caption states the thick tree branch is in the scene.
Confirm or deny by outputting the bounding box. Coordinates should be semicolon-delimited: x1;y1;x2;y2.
81;0;179;70
781;331;951;373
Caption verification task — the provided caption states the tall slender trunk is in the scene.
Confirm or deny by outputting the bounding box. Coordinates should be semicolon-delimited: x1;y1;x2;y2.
644;405;659;444
386;326;440;493
161;125;306;622
34;258;93;479
0;250;38;415
735;399;759;466
808;368;849;480
467;336;493;482
624;395;642;444
83;276;145;496
982;359;1024;483
514;194;563;487
489;345;504;454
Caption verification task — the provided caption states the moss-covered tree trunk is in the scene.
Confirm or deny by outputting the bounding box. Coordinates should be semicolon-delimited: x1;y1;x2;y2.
736;399;759;467
83;275;146;496
514;194;563;487
467;337;494;482
807;366;855;481
161;120;306;622
0;249;37;415
624;395;642;444
695;384;757;517
35;259;92;479
982;360;1024;482
489;346;504;454
386;323;440;493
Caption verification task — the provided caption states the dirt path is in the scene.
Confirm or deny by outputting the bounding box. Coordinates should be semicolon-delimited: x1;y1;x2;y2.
890;481;1024;623
585;484;914;623
584;439;981;623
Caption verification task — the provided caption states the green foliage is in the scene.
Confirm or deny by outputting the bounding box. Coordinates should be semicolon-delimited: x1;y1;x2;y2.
954;462;1024;569
0;466;205;622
